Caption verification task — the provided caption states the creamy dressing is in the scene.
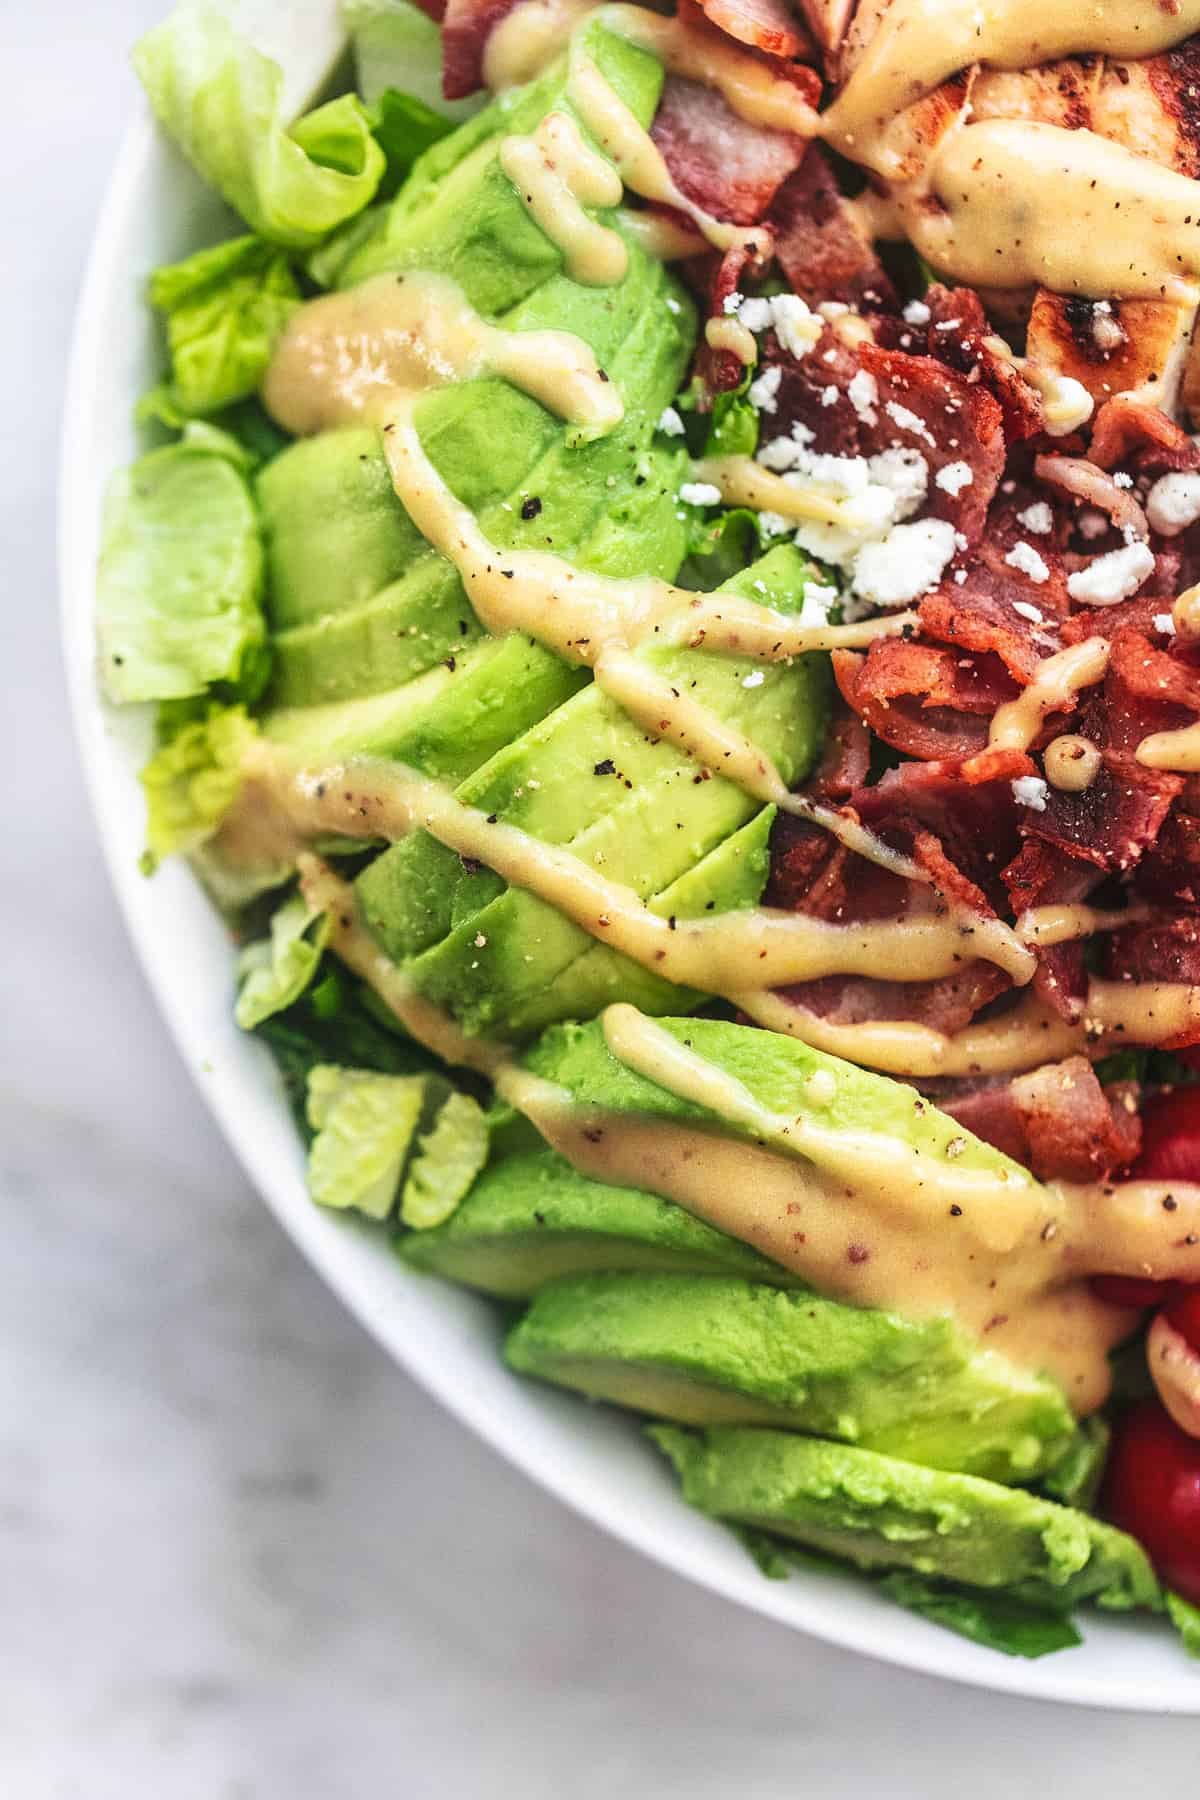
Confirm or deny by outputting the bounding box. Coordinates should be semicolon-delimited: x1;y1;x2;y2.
499;111;628;286
1042;733;1102;793
263;271;622;439
696;454;890;531
1136;721;1200;773
703;316;759;366
988;639;1110;753
1015;901;1149;949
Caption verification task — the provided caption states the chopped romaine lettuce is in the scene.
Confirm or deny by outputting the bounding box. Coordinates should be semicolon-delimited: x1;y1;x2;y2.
371;89;456;196
878;1572;1083;1659
149;235;299;415
133;0;384;248
235;893;331;1029
305;1065;430;1218
97;438;264;704
400;1090;490;1229
139;702;256;873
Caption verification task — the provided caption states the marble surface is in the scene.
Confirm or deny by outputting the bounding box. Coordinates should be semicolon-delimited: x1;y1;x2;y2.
5;3;1199;1791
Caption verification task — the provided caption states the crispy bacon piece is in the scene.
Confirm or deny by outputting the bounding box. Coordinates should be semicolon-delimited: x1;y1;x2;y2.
769;148;897;312
694;0;812;60
1109;630;1200;716
1034;453;1150;542
808;697;872;799
919;568;1058;687
923;285;1045;442
441;0;517;99
651;75;810;227
938;1058;1142;1182
777;965;1011;1034
694;236;774;393
832;642;1016;763
1024;754;1182;875
851;758;1024;910
1062;594;1178;645
1105;916;1200;989
1089;397;1200;474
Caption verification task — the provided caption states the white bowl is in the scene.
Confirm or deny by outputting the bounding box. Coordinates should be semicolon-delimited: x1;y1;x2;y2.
60;56;1200;1716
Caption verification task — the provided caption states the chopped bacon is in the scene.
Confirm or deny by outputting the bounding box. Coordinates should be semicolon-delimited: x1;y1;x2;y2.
808;697;872;799
1023;753;1182;875
1109;630;1200;716
938;1057;1142;1182
777;964;1011;1034
694;0;812;60
832;642;1014;762
1105;916;1200;989
923;285;1045;442
694;238;773;394
1062;594;1179;645
441;0;517;99
1033;453;1150;543
851;758;1024;909
651;75;809;228
919;567;1059;687
1088;397;1200;474
769;148;897;312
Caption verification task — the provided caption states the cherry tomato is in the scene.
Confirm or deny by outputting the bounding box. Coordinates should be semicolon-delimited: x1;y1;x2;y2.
1165;1285;1200;1357
1134;1088;1200;1184
1102;1400;1200;1604
1090;1274;1181;1309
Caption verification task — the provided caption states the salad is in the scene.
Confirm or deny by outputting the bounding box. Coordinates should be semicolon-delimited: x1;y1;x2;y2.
96;0;1200;1662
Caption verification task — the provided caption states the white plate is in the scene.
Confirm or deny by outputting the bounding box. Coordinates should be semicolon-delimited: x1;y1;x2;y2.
59;33;1200;1713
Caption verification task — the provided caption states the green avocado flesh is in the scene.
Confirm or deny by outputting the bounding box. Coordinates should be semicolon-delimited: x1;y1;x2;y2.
398;1147;801;1295
356;546;830;1036
506;1273;1078;1483
650;1428;1159;1612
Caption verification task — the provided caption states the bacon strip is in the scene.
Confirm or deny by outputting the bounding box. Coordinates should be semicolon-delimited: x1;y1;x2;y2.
769;147;897;311
651;74;809;227
938;1058;1142;1182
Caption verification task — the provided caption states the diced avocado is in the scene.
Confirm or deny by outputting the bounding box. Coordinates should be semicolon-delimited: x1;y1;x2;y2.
506;1272;1079;1483
358;548;831;1035
398;1147;800;1296
340;20;665;306
400;1089;490;1229
525;1014;1031;1195
262;244;693;698
650;1428;1160;1613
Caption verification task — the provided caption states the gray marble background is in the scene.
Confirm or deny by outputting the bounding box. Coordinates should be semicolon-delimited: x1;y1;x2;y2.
5;3;1199;1791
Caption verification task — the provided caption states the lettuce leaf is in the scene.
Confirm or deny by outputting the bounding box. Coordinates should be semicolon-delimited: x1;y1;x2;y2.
254;977;439;1136
371;89;456;197
139;703;256;873
878;1573;1083;1659
1167;1591;1200;1659
400;1089;489;1229
149;234;299;415
96;437;264;704
133;1;385;248
341;0;483;116
305;1065;430;1218
235;892;331;1029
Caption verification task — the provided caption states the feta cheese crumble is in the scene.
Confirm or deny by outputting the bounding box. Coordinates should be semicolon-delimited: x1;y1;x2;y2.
747;364;781;413
850;517;958;609
1016;500;1053;535
885;400;935;446
1155;611;1177;635
770;293;822;360
657;405;685;437
1004;541;1050;584
679;481;722;508
935;460;973;496
1146;471;1200;537
847;369;879;423
868;446;928;520
1012;600;1044;623
902;298;931;326
1066;540;1155;605
1011;775;1049;812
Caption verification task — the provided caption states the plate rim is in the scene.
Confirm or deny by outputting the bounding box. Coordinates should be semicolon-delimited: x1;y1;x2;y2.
58;105;1200;1716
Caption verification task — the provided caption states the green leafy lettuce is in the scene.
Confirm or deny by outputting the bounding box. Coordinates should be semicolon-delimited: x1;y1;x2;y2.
97;436;264;704
133;0;385;248
305;1065;430;1218
878;1573;1083;1660
148;235;299;415
235;892;332;1030
139;703;256;873
400;1090;490;1229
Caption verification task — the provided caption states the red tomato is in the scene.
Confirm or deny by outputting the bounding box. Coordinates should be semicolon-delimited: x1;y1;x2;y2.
1102;1400;1200;1604
1090;1274;1180;1309
1165;1285;1200;1357
1134;1088;1200;1184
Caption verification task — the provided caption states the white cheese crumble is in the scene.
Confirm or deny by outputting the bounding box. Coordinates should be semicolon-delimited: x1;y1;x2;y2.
1155;611;1177;635
679;481;722;508
1146;470;1200;537
1078;507;1110;540
1012;600;1044;623
747;364;781;413
1004;541;1050;584
820;384;839;407
868;446;928;520
797;580;839;625
758;510;794;538
1017;500;1053;535
657;406;685;437
847;369;879;423
850;517;958;609
935;460;973;496
1040;373;1094;437
722;290;744;315
741;669;765;688
1066;540;1155;605
902;298;931;326
770;293;823;360
1011;775;1049;812
1112;471;1134;489
885;399;935;446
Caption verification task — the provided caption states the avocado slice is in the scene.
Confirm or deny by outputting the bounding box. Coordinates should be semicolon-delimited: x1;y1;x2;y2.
505;1272;1079;1483
650;1427;1160;1613
398;1147;800;1296
357;546;831;1035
